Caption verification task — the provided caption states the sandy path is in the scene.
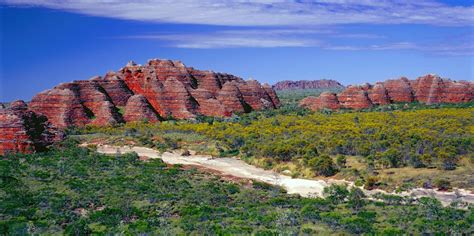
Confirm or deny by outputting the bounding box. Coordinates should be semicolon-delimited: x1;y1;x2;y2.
94;144;474;205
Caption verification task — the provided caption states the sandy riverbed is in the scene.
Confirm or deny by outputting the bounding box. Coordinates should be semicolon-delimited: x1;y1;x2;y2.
93;144;474;206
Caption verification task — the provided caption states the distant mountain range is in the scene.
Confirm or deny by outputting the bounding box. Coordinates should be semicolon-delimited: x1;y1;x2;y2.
272;79;345;91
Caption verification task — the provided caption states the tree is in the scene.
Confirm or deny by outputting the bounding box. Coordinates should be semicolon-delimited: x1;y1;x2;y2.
348;188;366;212
323;184;349;204
434;179;451;191
380;148;402;168
437;150;457;170
309;155;338;177
364;176;378;190
336;155;347;169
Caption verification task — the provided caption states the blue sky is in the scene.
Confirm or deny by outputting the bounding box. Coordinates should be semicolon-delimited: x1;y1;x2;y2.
1;0;473;101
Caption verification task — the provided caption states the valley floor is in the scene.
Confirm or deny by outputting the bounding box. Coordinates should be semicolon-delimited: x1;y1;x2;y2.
93;143;474;206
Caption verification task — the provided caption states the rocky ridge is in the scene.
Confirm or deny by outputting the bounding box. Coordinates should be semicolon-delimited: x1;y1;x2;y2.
299;74;474;110
28;59;280;128
272;79;344;91
1;58;280;154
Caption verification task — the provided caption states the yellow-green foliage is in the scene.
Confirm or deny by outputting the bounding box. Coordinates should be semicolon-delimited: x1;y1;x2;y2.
79;108;473;173
166;108;472;168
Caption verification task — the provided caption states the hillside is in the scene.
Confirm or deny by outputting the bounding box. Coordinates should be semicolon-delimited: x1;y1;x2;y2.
2;140;472;234
273;79;344;91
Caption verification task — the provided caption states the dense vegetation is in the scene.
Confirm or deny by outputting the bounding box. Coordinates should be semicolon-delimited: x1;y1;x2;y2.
75;106;474;191
276;88;344;105
1;141;473;234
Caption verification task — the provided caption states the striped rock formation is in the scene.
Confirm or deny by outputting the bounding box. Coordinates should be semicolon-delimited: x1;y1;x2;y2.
26;58;280;128
300;74;473;111
0;100;63;155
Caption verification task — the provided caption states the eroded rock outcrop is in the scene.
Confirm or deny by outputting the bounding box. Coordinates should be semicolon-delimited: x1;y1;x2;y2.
300;74;473;111
384;77;414;103
0;100;63;155
413;74;445;104
29;86;90;128
92;72;134;107
443;80;474;103
30;80;123;128
237;80;277;110
299;92;340;110
273;79;344;91
368;83;390;105
216;81;248;114
338;86;372;109
26;58;280;128
123;95;161;122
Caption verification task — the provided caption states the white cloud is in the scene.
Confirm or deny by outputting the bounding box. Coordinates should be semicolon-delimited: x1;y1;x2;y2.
2;0;474;26
325;41;474;56
123;29;322;48
119;29;473;56
3;0;472;55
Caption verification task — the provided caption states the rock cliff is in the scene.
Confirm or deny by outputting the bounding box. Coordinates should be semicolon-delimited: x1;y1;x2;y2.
272;79;344;91
2;58;280;154
0;100;63;155
25;58;280;128
299;74;473;110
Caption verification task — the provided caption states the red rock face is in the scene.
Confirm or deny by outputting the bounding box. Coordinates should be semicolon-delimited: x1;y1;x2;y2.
384;77;414;103
190;88;228;117
368;83;390;105
216;81;247;114
273;79;344;90
160;77;199;119
92;72;134;107
71;81;123;126
338;86;373;109
0;100;63;155
124;95;161;122
188;69;223;96
263;84;281;108
237;80;276;110
300;74;473;111
30;86;90;128
413;75;474;104
299;92;340;110
298;96;319;110
28;58;280;128
443;81;474;103
413;74;446;104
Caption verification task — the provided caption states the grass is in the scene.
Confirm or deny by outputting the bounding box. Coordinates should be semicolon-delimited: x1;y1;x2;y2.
335;155;474;192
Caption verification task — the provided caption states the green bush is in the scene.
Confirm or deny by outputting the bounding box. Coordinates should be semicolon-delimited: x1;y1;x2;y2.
309;155;338;177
